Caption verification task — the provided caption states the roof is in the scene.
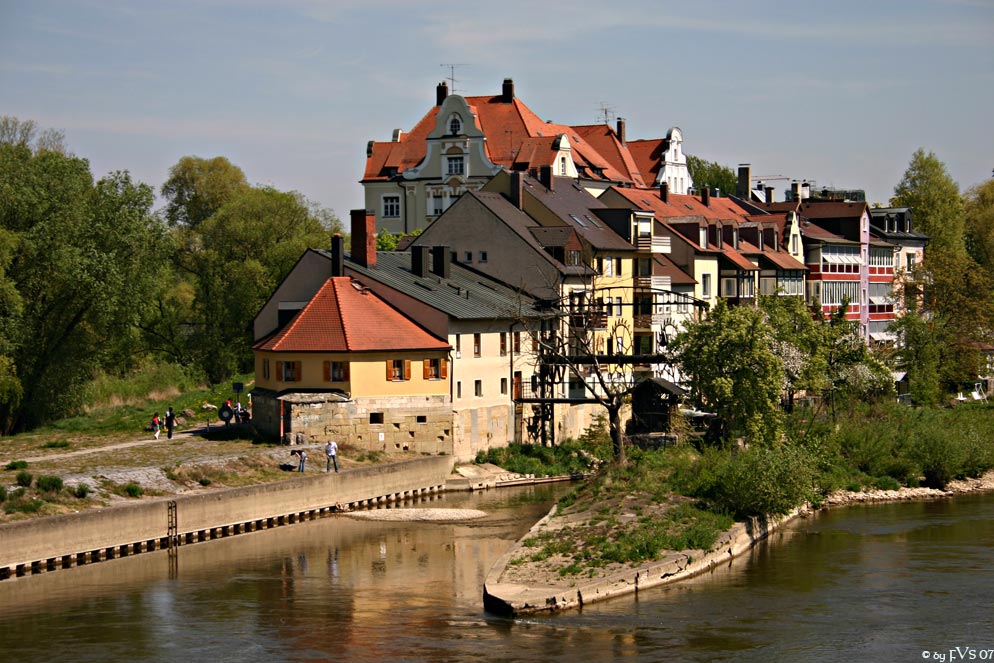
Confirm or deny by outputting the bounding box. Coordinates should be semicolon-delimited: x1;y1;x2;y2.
626;138;668;185
572;124;647;187
338;248;548;321
525;176;636;252
653;254;696;284
254;277;450;353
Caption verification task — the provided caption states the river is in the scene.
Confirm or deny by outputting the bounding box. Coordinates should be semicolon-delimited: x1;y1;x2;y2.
0;486;991;662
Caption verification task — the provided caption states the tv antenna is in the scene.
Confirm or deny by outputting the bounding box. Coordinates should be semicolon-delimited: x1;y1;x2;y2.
596;102;616;125
440;64;468;93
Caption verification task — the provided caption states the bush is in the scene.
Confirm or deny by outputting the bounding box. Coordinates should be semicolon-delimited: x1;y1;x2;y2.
15;470;33;488
0;485;6;502
124;482;143;498
697;444;815;519
72;484;91;499
41;440;70;449
871;475;901;491
36;475;63;493
4;460;28;471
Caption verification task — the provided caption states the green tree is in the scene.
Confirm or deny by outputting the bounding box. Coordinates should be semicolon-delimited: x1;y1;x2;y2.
760;295;829;409
964;178;994;278
161;156;249;228
686;155;737;197
671;300;784;445
891;149;965;256
0;118;164;431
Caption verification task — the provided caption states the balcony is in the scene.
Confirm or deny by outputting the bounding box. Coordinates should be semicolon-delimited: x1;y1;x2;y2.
636;235;671;254
570;311;607;330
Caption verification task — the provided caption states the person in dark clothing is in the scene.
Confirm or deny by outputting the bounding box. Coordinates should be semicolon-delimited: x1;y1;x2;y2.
165;407;176;440
291;449;307;473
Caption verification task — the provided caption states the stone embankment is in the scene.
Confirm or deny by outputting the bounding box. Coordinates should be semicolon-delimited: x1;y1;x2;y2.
483;470;994;617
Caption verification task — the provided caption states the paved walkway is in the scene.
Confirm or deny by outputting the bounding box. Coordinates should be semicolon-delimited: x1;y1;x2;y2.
5;426;211;465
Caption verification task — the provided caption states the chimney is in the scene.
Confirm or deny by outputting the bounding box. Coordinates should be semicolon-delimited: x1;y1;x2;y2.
502;78;514;103
350;208;376;268
737;164;751;198
791;180;802;201
431;245;451;279
436;81;448;106
391;129;403;142
411;245;430;278
510;170;524;209
330;234;345;277
539;165;554;191
660;181;669;204
366;141;374;158
765;186;774;204
702;187;711;207
616;117;626;145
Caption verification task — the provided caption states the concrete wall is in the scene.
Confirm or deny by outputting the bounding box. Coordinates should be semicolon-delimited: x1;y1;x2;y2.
0;456;453;577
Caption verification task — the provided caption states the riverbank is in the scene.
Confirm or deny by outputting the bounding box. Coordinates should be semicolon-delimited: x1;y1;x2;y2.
483;469;994;616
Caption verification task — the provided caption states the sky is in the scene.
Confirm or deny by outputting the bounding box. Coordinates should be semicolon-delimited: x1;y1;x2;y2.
2;0;992;218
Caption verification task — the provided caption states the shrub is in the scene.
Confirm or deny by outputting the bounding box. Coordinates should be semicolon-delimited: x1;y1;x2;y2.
72;484;91;499
124;482;143;498
41;441;71;449
699;444;816;519
871;475;901;491
4;460;28;471
3;496;44;515
15;470;33;488
198;477;212;486
0;485;6;502
36;475;64;493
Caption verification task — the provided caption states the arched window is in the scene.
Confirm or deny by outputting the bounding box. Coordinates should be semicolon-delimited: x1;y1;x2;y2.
448;115;462;135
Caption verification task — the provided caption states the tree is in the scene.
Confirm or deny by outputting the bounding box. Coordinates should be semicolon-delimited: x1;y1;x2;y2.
671;300;785;446
0;118;164;431
891;149;965;256
686;155;737;197
964;178;994;278
760;295;829;410
161;156;249;228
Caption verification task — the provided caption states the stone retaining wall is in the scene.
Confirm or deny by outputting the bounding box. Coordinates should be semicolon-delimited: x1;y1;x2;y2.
0;455;453;580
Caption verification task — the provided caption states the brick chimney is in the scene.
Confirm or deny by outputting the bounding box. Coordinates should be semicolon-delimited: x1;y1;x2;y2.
431;245;451;279
411;245;430;277
737;164;750;199
702;187;711;207
436;81;448;106
510;170;524;209
350;209;376;268
539;165;554;191
330;234;345;277
616;117;626;145
660;181;669;204
502;78;514;103
765;186;774;204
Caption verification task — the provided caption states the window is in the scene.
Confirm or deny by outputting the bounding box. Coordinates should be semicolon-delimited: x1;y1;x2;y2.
323;361;349;382
906;253;916;270
702;273;712;298
721;278;737;298
474;380;483;397
278;361;301;382
383;195;401;218
791;234;799;255
637;258;652;277
560;156;567;176
464;251;473;262
447;156;464;176
566;250;581;266
699;227;707;248
501;377;508;395
456;381;462;399
423;358;447;380
448;115;462;135
500;332;507;356
455;334;461;354
479;251;487;263
614;297;623;317
387;359;411;381
369;412;384;425
513;332;521;354
433;194;444;216
473;333;481;357
263;358;270;380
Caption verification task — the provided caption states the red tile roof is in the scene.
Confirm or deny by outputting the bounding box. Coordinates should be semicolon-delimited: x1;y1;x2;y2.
254;277;450;353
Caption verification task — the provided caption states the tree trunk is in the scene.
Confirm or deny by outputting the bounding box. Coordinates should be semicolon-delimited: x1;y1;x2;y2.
608;402;626;465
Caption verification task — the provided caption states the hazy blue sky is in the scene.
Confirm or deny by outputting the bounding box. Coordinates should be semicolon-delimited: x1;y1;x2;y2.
2;0;992;218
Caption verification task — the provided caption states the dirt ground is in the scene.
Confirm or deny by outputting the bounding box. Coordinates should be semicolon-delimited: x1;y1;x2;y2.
0;423;422;524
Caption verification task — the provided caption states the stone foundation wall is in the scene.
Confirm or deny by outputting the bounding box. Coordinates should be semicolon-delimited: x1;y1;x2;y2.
452;404;514;463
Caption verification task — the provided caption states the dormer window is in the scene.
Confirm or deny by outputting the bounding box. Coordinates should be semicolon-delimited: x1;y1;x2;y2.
448;115;462;135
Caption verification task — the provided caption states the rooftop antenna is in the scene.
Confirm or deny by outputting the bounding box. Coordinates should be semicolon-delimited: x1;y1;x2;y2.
439;63;468;94
596;102;616;125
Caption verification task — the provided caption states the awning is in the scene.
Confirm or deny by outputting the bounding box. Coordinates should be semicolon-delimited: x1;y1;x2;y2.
869;296;890;306
892;371;908;382
870;332;897;342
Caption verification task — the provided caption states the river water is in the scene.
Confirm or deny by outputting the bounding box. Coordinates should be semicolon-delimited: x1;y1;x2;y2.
0;486;992;663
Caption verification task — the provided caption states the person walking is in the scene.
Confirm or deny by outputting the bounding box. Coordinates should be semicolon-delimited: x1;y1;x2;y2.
325;440;339;473
152;413;161;440
165;407;175;440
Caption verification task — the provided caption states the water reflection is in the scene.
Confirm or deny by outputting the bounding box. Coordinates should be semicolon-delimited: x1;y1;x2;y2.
1;488;992;662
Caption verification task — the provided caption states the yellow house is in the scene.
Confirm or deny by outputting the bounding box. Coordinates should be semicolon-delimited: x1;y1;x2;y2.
252;276;452;454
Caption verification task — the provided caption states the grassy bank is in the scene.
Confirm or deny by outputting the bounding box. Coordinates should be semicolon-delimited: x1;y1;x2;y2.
485;401;994;578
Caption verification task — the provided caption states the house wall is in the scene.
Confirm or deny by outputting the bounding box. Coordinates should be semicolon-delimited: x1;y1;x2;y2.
254;250;332;341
